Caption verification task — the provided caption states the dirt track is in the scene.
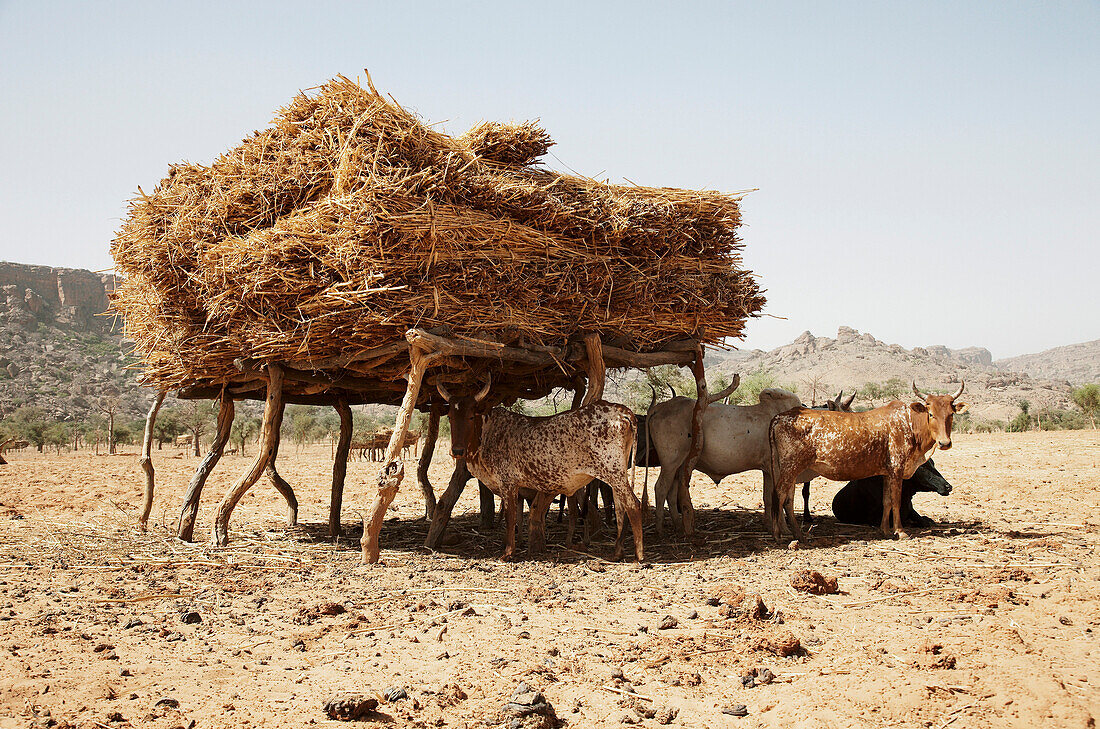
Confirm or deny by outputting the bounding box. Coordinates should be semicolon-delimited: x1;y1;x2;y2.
1;430;1097;728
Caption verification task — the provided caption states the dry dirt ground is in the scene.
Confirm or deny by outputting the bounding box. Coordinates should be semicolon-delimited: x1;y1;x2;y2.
0;431;1097;728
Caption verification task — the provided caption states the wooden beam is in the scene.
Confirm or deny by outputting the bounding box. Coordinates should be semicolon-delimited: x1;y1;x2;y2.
137;390;166;531
329;397;353;537
417;402;443;520
178;393;235;542
676;344;708;537
581;333;605;406
211;364;285;546
362;343;437;563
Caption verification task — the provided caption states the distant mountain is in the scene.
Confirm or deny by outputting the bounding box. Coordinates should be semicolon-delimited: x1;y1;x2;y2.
708;326;1073;421
994;339;1100;385
0;261;149;422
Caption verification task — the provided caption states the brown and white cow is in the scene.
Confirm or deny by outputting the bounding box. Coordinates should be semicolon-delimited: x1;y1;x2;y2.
440;379;644;562
768;381;967;542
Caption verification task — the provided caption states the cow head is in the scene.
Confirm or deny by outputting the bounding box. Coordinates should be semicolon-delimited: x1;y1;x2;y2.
911;381;968;450
436;377;493;459
827;391;856;411
910;458;953;495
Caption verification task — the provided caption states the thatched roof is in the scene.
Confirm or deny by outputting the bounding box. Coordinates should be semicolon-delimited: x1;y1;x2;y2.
110;75;764;406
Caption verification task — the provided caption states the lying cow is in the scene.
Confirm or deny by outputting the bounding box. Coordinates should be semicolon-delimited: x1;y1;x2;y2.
439;378;643;561
647;382;799;536
769;381;967;542
801;391;856;523
832;458;952;527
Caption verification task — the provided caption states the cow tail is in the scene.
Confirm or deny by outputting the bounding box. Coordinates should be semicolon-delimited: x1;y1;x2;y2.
642;386;656;508
629;413;638;497
768;416;781;517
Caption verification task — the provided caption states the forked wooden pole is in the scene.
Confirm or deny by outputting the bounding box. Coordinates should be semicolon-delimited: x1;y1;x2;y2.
676;344;708;537
362;342;435;563
137;390;166;531
211;364;284;547
329;397;353;536
264;424;298;527
178;393;234;542
417;402;443;520
580;333;605;406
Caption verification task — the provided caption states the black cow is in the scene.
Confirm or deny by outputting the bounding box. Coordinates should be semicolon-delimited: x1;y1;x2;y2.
831;458;953;528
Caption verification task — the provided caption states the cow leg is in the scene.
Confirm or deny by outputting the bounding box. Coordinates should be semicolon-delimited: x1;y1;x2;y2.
478;482;495;530
417;404;441;520
586;483;602;540
565;493;580;549
527;492;554;557
424;460;471;549
801;480;814;523
880;473;907;539
610;475;645;562
783;488;806;542
178;395;234;542
652;463;679;538
500;485;518;561
329;398;353;537
264;430;298;527
599;481;615;525
211;366;283;547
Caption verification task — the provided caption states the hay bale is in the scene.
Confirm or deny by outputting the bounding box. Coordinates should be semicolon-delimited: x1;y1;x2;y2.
110;75;764;395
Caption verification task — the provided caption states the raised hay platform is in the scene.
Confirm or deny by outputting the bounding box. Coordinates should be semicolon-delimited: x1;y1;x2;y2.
110;74;765;561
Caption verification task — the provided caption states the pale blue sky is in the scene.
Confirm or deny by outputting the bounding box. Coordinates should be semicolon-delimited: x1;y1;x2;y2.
1;1;1096;358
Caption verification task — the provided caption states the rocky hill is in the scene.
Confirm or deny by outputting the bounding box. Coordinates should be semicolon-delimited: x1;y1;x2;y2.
710;326;1074;422
0;261;150;422
994;339;1100;385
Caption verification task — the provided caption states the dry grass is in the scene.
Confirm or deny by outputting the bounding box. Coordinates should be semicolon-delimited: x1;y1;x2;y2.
109;75;764;399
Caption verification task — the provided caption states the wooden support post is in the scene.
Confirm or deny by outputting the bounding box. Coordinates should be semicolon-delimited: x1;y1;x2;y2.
177;393;235;542
580;333;605;407
676;344;708;537
362;342;435;563
425;459;472;549
417;402;443;520
211;365;284;547
570;377;586;411
137;390;166;531
264;421;298;527
329;397;353;537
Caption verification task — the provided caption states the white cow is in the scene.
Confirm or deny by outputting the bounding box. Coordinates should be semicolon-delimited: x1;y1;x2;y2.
647;388;802;535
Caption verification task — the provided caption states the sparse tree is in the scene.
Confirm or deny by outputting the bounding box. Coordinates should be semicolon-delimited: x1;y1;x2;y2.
153;407;183;449
180;401;215;456
44;422;70;455
858;381;885;407
1072;384;1099;429
9;406;49;452
231;416;260;455
882;377;907;402
97;388;122;455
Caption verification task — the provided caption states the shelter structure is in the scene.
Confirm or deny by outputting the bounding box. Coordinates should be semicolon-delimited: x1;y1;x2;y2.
111;75;765;562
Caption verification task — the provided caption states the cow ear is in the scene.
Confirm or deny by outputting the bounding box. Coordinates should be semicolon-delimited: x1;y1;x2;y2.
909;401;928;414
953;401;969;414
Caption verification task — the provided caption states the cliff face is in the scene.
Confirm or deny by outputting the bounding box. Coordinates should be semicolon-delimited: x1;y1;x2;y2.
0;261;147;421
709;327;1073;422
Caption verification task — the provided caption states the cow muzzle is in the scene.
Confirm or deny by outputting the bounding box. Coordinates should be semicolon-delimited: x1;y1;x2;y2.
451;446;465;458
937;439;952;450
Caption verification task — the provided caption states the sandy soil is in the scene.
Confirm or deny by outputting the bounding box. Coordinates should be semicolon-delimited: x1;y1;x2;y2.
0;430;1097;728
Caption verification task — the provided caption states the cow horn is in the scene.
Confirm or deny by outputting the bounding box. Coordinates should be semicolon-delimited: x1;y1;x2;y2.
841;391;856;409
951;380;965;400
912;382;929;402
435;381;453;403
474;374;492;404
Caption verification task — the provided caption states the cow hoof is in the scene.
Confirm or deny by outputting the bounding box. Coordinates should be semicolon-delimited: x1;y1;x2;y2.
500;550;517;562
896;529;911;540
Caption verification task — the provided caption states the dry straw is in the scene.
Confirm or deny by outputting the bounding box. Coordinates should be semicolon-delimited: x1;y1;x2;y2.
110;75;764;402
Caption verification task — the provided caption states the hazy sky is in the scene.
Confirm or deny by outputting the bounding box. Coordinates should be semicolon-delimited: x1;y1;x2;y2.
1;1;1096;359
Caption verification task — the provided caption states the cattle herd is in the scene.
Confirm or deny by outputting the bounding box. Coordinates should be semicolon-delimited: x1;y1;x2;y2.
429;375;968;561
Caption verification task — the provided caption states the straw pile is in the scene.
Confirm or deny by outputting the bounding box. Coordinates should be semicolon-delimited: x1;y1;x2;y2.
110;75;764;397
